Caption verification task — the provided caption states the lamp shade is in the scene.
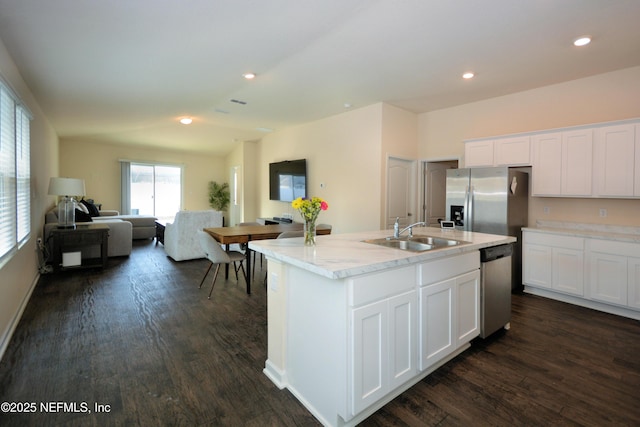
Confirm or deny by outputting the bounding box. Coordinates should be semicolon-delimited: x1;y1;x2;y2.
48;177;86;197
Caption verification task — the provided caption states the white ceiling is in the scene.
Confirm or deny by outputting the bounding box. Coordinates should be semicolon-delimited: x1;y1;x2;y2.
1;0;639;156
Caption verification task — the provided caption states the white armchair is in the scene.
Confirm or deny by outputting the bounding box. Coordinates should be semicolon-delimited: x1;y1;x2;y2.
164;210;223;261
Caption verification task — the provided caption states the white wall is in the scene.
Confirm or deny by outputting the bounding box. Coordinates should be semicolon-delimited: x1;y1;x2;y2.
418;66;640;226
59;139;227;212
257;104;385;234
0;39;59;358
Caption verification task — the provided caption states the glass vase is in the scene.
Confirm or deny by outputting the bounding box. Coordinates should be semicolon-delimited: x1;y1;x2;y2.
304;219;316;246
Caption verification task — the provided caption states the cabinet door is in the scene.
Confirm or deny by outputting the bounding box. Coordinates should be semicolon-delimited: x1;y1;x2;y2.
552;247;584;296
352;300;388;414
590;252;627;305
532;132;562;195
523;243;552;288
594;124;636;197
456;270;480;346
561;129;593;196
627;257;640;309
465;140;494;167
494;136;531;166
388;291;417;390
419;278;455;371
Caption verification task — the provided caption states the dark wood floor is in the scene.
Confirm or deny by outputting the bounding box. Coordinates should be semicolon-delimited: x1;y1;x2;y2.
1;239;639;426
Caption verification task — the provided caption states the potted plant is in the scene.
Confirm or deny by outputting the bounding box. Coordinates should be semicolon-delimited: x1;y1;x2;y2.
208;181;230;212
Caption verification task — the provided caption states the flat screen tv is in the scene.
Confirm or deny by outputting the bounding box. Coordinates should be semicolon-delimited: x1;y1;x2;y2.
269;159;307;202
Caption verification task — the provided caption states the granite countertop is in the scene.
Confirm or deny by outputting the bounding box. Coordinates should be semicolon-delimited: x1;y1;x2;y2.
523;220;640;243
249;227;515;280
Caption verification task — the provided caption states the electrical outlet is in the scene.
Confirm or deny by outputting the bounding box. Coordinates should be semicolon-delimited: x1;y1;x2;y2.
543;207;550;214
599;208;607;217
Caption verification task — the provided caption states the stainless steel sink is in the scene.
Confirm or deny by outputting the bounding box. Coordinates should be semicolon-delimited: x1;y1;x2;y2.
363;236;468;252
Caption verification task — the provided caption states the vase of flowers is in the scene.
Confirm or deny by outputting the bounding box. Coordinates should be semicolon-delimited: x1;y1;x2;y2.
291;196;329;246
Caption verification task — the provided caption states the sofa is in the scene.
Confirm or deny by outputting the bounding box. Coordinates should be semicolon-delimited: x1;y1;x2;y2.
93;210;157;239
44;208;133;257
164;210;223;261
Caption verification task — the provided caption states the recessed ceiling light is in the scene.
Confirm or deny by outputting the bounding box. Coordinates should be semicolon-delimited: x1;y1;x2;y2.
243;73;256;80
573;36;591;47
179;117;193;125
462;72;475;79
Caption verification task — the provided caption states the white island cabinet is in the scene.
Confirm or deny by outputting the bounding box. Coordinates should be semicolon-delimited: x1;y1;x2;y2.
250;228;513;427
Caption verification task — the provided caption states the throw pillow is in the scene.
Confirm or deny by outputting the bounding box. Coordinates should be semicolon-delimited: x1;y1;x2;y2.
76;202;89;214
75;209;93;222
80;199;100;217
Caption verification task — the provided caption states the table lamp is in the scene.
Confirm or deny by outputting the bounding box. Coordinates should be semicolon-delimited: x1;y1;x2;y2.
48;177;86;229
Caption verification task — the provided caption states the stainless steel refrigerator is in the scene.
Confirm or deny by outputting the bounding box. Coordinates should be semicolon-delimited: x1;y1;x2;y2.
445;167;528;291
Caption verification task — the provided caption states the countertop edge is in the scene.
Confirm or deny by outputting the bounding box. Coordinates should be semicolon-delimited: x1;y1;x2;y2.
250;229;515;280
522;226;640;243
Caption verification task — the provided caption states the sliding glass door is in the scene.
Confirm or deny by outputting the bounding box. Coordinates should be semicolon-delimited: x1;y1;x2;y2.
130;163;181;221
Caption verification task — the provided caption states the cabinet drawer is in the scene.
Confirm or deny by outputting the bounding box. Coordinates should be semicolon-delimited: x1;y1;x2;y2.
419;252;479;287
524;232;583;250
349;266;416;307
589;239;640;257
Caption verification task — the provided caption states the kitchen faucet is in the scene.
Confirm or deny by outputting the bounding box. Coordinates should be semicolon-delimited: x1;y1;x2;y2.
393;217;426;238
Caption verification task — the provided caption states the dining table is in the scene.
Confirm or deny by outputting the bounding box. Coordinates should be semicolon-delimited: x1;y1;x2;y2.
204;223;331;294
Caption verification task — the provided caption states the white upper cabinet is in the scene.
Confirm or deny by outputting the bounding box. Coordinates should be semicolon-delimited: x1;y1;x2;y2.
468;118;640;198
494;136;531;166
464;140;494;167
532;132;563;196
464;136;531;167
594;124;636;197
531;129;593;197
561;129;593;196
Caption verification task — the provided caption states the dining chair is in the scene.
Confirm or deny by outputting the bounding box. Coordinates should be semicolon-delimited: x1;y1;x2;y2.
238;221;263;278
277;230;304;239
197;230;246;299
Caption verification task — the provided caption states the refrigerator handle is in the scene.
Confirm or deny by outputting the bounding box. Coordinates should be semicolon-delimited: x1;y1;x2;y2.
467;185;474;232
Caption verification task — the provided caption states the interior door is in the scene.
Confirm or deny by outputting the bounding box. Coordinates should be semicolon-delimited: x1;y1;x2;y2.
386;157;417;230
423;160;457;226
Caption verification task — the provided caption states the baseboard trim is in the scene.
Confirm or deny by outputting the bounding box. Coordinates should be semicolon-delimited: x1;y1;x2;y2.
0;272;40;361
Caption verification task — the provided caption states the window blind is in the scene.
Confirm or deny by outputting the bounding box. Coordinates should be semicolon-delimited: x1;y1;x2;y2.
0;82;31;265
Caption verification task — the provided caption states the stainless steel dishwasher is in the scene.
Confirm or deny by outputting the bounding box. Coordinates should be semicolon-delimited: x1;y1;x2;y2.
479;243;513;338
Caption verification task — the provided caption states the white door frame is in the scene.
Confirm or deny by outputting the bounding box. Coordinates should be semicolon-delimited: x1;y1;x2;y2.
419;157;460;224
385;155;418;230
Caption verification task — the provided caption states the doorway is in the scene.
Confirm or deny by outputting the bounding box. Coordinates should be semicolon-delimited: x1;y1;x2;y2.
421;159;458;226
386;157;418;230
130;163;182;221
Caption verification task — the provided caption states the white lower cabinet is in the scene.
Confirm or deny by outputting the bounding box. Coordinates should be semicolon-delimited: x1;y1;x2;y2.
456;270;480;345
523;229;640;320
349;251;480;420
590;251;628;305
349;266;417;416
419;269;480;370
523;231;584;296
588;239;640;309
419;278;454;369
418;252;480;371
628;257;640;309
351;289;417;414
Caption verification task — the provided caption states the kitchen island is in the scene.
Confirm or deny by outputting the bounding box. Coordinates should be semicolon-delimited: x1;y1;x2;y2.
250;227;515;427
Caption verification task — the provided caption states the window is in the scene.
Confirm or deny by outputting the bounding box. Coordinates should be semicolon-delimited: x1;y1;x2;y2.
120;160;182;222
0;81;31;266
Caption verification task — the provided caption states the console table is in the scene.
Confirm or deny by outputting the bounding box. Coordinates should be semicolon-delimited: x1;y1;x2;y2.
49;223;109;271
